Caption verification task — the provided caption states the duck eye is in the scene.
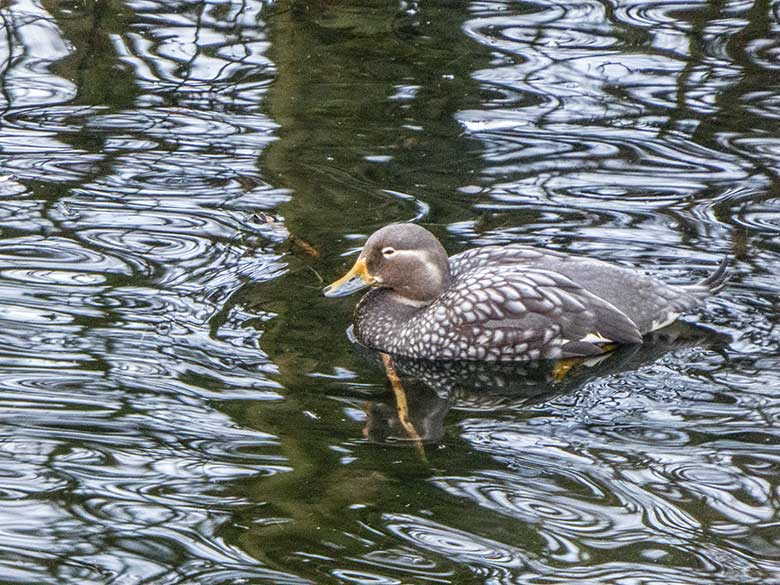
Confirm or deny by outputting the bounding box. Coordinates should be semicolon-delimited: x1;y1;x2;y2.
382;247;396;257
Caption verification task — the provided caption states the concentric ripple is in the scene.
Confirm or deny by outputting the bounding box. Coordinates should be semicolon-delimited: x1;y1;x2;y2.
385;513;529;571
0;0;294;583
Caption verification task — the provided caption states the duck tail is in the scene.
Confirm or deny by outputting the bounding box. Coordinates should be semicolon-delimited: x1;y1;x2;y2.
681;255;731;299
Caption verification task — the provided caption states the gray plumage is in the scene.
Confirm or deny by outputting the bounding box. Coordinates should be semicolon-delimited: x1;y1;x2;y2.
325;224;729;362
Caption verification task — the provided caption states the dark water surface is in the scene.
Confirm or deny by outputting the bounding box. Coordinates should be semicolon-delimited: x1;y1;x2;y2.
0;0;779;582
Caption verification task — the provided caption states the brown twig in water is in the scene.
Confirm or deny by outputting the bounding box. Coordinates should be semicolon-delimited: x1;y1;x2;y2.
290;235;321;258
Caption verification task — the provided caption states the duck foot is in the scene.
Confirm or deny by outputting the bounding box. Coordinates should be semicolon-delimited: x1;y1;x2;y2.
381;353;427;461
551;356;582;382
552;344;619;382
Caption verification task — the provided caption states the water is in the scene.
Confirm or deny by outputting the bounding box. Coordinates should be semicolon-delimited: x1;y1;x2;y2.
0;0;778;582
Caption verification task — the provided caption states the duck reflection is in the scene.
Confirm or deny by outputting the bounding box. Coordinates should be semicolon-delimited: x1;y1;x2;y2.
359;322;727;447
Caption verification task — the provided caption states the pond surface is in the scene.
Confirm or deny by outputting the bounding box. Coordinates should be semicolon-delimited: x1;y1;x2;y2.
0;0;779;583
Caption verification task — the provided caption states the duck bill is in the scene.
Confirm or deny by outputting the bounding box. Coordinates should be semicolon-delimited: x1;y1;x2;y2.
323;257;376;297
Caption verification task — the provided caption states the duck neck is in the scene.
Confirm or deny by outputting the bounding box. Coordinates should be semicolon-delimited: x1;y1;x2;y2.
353;289;421;352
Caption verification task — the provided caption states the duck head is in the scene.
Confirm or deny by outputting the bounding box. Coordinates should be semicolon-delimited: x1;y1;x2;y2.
323;224;451;304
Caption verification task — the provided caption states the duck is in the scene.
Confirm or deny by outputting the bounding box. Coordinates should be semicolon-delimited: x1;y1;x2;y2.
323;223;729;362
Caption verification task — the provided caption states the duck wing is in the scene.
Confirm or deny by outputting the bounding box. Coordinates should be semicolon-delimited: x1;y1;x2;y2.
449;245;726;335
422;267;642;361
449;245;565;279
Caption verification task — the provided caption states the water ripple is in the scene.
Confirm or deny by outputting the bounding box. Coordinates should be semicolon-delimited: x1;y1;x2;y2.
1;0;780;582
385;513;529;572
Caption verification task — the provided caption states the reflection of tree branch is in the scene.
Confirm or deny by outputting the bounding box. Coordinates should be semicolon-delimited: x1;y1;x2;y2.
167;0;206;104
0;7;30;116
0;9;13;115
210;0;250;91
157;1;260;119
692;0;780;190
657;2;722;141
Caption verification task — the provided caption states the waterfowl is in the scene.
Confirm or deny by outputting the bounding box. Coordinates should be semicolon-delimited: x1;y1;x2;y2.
323;224;728;362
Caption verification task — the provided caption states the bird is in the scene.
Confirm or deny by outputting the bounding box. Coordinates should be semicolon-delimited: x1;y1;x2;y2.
323;223;729;362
